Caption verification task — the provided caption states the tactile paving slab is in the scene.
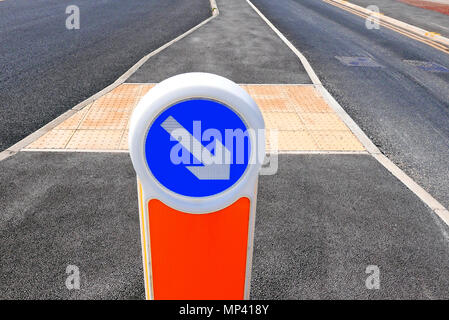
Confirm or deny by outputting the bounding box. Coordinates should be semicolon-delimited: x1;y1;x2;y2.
24;84;364;152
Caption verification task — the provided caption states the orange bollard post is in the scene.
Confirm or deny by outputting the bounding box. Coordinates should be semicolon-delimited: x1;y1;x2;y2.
129;73;265;300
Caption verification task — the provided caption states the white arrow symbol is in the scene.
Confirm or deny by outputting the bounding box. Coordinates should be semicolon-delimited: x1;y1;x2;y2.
161;116;231;180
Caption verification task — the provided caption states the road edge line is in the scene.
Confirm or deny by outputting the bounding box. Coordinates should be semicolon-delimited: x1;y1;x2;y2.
0;1;219;162
246;0;449;226
210;0;219;16
245;1;322;86
326;0;449;47
246;0;379;154
373;153;449;225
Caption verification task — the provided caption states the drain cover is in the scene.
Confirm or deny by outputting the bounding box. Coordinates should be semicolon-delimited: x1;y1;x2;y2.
403;60;449;73
335;56;382;67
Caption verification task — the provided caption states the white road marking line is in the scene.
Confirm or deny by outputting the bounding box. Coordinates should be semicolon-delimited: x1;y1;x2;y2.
22;149;369;155
0;1;219;161
246;0;449;225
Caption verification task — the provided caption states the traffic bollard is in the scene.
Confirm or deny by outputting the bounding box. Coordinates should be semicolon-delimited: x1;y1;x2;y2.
129;73;265;300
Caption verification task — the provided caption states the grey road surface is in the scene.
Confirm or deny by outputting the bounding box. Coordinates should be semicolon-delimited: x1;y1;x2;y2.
1;153;448;299
0;0;211;151
349;0;449;38
1;0;448;300
127;0;311;84
252;0;449;209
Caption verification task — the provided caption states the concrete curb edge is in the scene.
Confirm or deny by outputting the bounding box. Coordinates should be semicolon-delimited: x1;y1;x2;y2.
246;0;449;226
0;0;219;162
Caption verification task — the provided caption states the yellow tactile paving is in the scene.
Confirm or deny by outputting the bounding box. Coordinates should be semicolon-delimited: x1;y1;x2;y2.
276;131;318;151
311;131;364;151
119;131;129;150
66;130;123;150
54;104;92;130
140;85;154;97
262;112;305;131
242;85;283;97
294;100;333;113
90;95;140;110
78;109;129;130
24;83;365;152
253;97;295;112
26;129;75;149
300;113;349;131
107;83;142;96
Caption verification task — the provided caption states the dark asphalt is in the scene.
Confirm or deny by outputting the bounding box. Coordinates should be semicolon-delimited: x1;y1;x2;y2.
0;152;143;299
0;0;211;152
1;152;448;299
251;0;449;209
1;0;448;301
348;0;449;38
127;0;311;84
253;154;449;299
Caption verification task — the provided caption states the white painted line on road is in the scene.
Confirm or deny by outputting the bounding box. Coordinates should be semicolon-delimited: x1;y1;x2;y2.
0;1;219;162
316;87;380;154
0;109;78;161
246;1;322;86
246;0;449;226
246;0;379;154
373;153;449;225
325;0;449;48
435;209;449;229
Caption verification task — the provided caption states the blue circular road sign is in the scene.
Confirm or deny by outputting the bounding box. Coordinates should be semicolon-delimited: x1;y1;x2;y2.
145;99;251;198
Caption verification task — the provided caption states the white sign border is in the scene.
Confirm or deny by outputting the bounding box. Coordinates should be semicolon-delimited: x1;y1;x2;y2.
129;73;265;214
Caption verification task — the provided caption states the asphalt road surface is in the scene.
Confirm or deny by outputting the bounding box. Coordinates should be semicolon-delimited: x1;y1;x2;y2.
1;0;448;300
349;0;449;38
0;0;211;151
2;152;448;299
251;0;449;209
127;0;311;84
